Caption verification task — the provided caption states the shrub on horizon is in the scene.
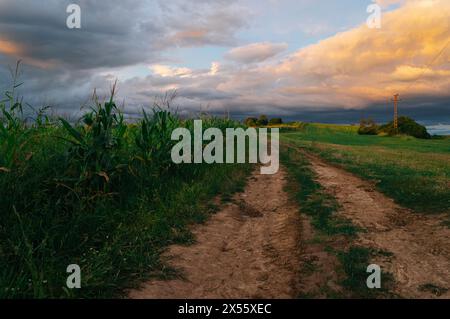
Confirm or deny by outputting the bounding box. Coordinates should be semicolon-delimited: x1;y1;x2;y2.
244;117;258;127
378;116;431;139
257;115;269;126
358;118;379;135
269;118;283;125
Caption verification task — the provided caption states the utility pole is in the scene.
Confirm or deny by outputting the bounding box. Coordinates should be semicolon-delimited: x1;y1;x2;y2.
391;94;401;133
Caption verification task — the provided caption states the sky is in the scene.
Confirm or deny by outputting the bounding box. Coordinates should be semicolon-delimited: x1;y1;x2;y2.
0;0;449;127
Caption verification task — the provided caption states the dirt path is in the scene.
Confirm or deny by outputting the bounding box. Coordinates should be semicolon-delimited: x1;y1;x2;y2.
129;167;302;299
129;152;449;299
308;154;450;298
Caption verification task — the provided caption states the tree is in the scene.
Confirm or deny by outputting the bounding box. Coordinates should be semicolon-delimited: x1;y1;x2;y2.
257;115;269;126
269;118;283;125
244;117;258;127
378;116;430;139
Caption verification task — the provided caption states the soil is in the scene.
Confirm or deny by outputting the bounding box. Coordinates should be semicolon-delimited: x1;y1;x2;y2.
129;154;450;299
129;167;303;299
307;153;450;299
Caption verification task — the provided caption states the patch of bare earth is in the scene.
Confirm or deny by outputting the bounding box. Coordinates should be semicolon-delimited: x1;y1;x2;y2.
307;153;450;299
129;168;303;299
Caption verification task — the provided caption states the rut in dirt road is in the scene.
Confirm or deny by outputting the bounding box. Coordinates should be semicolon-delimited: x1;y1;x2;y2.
129;168;301;299
308;153;450;299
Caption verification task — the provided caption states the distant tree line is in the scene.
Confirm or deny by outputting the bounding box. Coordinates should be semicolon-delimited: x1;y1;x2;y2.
244;115;283;127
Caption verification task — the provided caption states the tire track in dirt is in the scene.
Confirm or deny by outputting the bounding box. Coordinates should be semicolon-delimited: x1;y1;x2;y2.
129;167;302;299
307;153;450;299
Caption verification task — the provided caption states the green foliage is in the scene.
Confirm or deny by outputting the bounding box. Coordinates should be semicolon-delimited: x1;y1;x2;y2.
58;84;128;196
135;91;182;175
337;247;371;295
246;115;284;127
269;118;283;125
358;118;379;135
135;109;181;175
0;73;252;298
257;115;269;126
379;116;431;139
282;123;450;221
357;116;430;138
337;247;393;298
244;117;258;127
281;146;358;236
0;61;28;170
281;145;386;298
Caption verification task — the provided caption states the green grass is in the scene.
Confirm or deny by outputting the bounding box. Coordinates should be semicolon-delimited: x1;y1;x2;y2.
281;144;358;236
282;123;450;219
283;123;449;153
0;83;252;298
336;247;394;298
281;144;394;298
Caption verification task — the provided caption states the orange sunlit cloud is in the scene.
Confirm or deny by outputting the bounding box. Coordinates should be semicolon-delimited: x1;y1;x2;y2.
270;0;450;107
0;38;23;56
0;37;57;69
214;0;450;109
1;0;448;117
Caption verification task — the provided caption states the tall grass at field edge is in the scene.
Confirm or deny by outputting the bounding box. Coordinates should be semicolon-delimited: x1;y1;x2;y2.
0;75;252;298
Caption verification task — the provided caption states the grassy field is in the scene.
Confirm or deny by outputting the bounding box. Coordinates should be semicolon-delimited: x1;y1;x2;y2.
0;88;251;298
1;75;448;299
281;123;450;222
280;125;449;298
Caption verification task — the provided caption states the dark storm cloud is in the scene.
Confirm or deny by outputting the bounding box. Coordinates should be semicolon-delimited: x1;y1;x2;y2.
0;0;248;114
0;0;448;126
158;0;247;47
0;0;247;69
237;97;450;126
0;0;167;69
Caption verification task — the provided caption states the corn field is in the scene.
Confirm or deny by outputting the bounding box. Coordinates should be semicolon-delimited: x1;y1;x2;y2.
0;67;250;298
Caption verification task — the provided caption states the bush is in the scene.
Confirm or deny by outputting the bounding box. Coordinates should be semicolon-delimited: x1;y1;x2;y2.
269;118;283;125
358;118;379;135
379;116;430;139
245;116;283;127
257;115;269;126
244;117;258;127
